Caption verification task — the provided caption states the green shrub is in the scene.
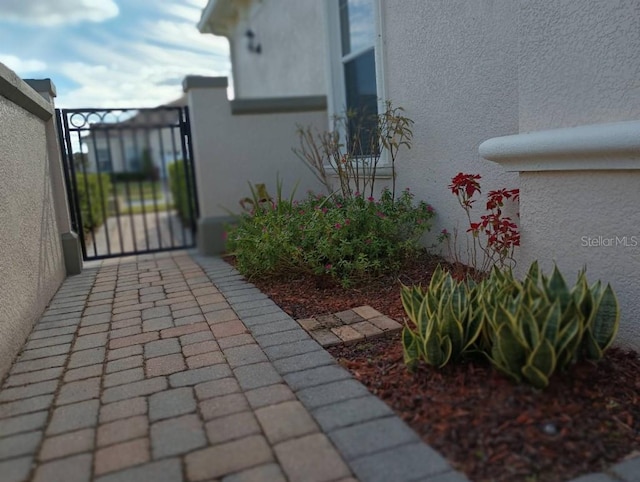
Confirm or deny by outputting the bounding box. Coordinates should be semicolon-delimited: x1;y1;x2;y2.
168;161;195;222
401;262;620;388
226;187;435;287
75;173;112;231
141;148;159;181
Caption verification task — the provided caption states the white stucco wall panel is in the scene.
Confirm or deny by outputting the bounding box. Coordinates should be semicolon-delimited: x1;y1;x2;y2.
381;0;520;256
230;0;326;98
187;86;325;219
519;0;640;131
0;95;66;378
517;171;640;351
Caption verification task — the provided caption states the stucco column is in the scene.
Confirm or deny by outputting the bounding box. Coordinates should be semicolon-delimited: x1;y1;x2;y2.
182;76;232;256
25;79;82;275
480;120;640;352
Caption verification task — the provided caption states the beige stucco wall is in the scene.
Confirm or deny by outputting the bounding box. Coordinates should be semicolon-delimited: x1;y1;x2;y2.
381;0;520;256
517;170;640;351
504;0;640;349
186;82;326;221
518;0;640;132
481;1;640;349
228;0;326;99
198;0;521;258
0;69;66;379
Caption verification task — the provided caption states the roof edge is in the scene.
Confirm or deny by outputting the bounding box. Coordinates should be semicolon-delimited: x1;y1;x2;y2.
198;0;243;37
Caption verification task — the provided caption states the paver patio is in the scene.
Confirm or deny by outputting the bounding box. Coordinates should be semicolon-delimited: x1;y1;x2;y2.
0;251;462;482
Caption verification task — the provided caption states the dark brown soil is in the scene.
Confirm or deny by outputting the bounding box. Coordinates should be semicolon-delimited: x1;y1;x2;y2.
232;251;443;322
328;335;639;482
235;253;640;482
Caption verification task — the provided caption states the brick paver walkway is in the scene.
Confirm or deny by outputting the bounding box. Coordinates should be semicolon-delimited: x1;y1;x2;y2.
1;251;639;482
0;251;465;482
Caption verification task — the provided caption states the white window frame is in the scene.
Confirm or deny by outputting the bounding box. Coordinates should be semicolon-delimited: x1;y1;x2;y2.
324;0;389;167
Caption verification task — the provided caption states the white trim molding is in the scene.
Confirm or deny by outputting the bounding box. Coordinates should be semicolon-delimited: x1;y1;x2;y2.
479;120;640;171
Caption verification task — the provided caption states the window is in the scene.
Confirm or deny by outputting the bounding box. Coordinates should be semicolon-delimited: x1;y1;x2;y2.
327;0;383;157
126;146;140;172
96;148;112;173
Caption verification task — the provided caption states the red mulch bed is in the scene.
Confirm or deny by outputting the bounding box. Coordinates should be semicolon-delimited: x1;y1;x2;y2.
232;253;640;482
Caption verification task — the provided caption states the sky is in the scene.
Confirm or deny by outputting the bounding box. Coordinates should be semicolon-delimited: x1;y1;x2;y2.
0;0;231;108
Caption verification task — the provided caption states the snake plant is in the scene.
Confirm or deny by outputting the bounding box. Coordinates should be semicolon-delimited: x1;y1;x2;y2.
400;261;620;389
401;266;483;368
484;262;619;388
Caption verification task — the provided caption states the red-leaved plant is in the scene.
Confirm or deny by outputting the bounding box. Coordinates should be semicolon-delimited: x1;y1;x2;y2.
446;173;520;272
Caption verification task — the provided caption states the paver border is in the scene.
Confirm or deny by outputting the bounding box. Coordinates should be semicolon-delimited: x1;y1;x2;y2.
193;254;468;482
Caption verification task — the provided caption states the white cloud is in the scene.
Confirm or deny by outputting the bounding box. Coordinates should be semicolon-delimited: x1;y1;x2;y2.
3;0;232;107
184;0;209;8
139;19;230;56
56;38;229;108
159;3;201;23
0;0;118;26
157;0;210;25
57;61;187;107
50;3;231;108
0;54;47;74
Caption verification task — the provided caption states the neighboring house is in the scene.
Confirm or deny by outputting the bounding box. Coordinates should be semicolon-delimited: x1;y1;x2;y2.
83;96;187;179
191;0;640;350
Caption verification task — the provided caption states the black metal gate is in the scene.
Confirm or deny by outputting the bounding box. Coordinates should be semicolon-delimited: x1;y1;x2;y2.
56;106;199;261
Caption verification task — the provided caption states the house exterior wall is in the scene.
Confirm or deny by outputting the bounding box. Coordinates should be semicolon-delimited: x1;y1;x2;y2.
199;0;521;254
0;65;67;378
489;0;640;350
518;0;640;132
228;0;326;99
381;0;520;253
197;0;640;347
84;133;129;173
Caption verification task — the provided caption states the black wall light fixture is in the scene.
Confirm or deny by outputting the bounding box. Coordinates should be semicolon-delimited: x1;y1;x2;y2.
245;29;262;54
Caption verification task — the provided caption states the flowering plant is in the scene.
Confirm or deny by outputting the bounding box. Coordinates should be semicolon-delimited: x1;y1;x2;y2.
447;173;520;272
226;186;435;287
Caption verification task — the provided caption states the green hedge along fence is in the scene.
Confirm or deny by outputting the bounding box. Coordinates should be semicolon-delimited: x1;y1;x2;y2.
168;160;195;223
75;173;112;232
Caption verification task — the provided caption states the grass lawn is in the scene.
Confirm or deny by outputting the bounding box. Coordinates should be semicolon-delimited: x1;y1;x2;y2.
118;202;172;215
114;181;165;201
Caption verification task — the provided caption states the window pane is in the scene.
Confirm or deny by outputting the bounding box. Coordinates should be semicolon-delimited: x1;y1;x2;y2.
96;147;112;172
344;48;378;155
339;0;375;56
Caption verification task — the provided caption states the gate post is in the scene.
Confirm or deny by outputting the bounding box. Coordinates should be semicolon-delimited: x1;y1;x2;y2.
183;76;235;256
25;79;83;275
